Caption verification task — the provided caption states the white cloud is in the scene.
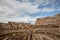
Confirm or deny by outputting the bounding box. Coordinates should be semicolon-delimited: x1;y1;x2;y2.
0;0;39;17
10;16;45;24
17;0;44;4
41;7;55;12
0;16;35;24
0;0;40;23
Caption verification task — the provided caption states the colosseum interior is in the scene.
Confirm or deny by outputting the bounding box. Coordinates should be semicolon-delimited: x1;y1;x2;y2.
0;14;60;40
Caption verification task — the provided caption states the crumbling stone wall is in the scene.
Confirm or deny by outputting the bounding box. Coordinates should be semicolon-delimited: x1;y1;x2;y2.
35;14;60;25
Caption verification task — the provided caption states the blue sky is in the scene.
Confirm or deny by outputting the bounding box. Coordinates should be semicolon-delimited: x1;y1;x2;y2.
0;0;60;24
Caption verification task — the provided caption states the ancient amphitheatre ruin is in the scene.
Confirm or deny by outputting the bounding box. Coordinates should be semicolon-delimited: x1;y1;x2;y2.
0;14;60;40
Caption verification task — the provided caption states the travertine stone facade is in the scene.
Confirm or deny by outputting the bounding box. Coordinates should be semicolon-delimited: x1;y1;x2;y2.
36;14;60;25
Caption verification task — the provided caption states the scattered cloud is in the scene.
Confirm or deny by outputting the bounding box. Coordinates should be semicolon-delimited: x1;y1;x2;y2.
0;0;39;23
41;7;55;12
0;0;60;24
